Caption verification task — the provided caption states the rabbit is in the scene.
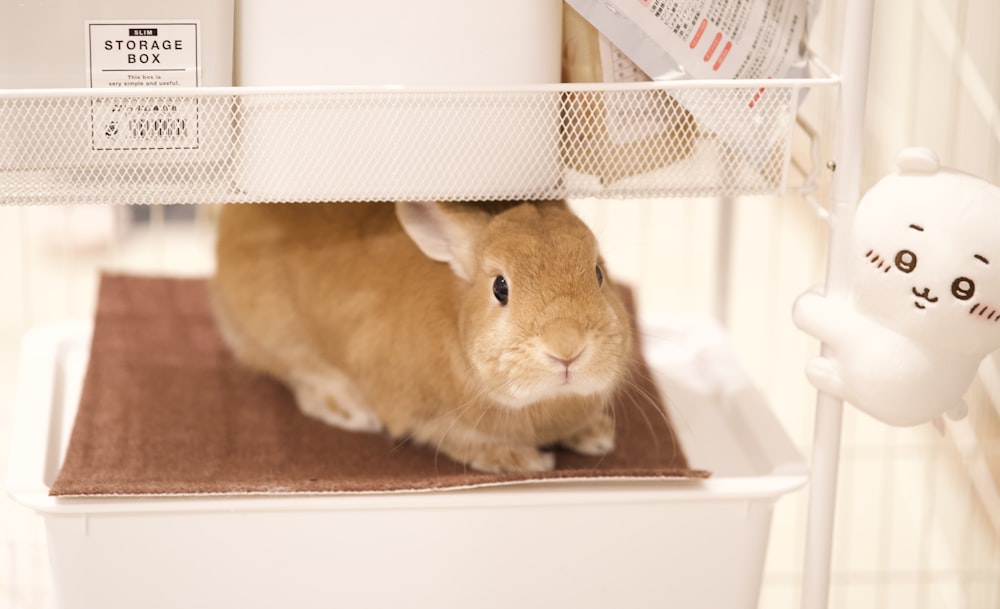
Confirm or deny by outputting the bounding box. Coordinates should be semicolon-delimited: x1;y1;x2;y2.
210;200;633;473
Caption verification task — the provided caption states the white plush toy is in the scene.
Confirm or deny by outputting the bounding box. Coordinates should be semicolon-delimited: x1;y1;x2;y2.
793;147;1000;426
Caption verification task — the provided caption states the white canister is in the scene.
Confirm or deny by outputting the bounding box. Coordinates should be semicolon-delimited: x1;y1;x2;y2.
233;0;563;201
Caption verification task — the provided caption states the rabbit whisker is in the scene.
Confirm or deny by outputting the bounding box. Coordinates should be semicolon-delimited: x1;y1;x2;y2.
619;368;673;449
429;375;517;472
622;362;687;441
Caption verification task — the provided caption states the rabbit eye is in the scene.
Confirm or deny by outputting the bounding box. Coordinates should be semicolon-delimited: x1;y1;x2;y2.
894;249;917;273
596;265;604;286
492;276;509;305
952;277;975;300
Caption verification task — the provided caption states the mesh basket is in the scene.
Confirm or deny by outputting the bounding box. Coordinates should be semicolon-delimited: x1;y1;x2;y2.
0;79;831;205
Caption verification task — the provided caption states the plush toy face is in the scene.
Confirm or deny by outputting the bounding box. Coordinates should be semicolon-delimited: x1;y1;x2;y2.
851;160;1000;356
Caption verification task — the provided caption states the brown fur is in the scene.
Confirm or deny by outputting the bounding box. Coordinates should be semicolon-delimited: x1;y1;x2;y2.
211;201;633;472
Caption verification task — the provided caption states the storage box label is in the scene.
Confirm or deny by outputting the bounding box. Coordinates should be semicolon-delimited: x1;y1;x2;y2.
86;21;201;150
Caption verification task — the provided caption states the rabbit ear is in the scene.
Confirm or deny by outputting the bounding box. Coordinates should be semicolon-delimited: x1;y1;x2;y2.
395;201;487;282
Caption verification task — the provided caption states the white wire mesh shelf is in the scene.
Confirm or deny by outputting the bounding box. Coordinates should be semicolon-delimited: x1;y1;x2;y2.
0;77;835;205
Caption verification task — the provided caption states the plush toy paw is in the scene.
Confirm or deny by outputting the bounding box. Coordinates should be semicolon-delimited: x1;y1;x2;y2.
804;357;846;399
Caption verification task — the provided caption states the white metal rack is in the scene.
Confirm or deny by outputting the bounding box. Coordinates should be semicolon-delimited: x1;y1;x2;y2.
0;1;881;608
1;74;835;205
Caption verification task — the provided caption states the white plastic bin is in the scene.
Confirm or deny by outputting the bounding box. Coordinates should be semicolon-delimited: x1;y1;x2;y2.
7;317;807;609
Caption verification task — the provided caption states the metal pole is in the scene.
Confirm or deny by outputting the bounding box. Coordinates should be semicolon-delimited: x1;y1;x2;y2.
800;1;877;608
714;194;734;326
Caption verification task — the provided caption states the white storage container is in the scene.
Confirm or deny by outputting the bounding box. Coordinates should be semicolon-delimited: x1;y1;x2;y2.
7;317;807;609
0;0;234;174
232;0;564;201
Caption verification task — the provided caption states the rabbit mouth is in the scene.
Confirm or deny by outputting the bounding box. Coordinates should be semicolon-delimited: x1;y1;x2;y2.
556;371;584;390
549;367;617;397
491;372;612;409
548;354;582;385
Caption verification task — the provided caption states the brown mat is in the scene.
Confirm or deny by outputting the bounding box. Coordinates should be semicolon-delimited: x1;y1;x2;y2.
50;274;707;496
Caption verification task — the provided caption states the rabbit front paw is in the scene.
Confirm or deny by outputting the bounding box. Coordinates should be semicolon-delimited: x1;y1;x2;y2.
560;414;615;456
468;445;557;473
292;375;383;433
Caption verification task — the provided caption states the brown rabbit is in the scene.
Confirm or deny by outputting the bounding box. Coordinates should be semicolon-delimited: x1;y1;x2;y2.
211;200;633;472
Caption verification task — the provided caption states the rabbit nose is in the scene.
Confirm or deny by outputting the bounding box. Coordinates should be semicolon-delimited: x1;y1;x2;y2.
549;354;581;368
542;319;586;363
